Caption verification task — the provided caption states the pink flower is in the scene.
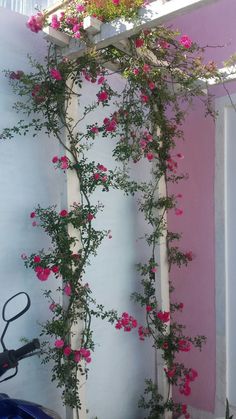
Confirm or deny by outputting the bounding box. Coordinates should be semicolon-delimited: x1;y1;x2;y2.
74;31;81;39
76;4;85;12
159;40;170;49
146;152;154;161
36;267;51;281
135;38;144;48
101;176;107;182
52;156;59;163
63;346;72;356
143;64;150;73
54;339;64;348
151;267;157;273
87;213;94;222
97;91;108;102
175;208;183;216
97;164;107;172
164;366;176;378
146;305;152;312
32;221;37;227
21;253;28;260
52;265;59;273
112;0;120;5
26;12;44;33
133;68;139;75
34;255;41;263
178;339;191;352
180;383;191;396
141;94;149;103
98;76;105;85
60;155;69;170
64;283;72;296
149;82;155;90
185;251;193;261
162;342;169;350
30;212;36;218
157;311;170;323
51;14;60;29
60;209;68;217
50;68;62;81
180;35;192;49
93;173;100;181
91;126;99;134
49;302;57;312
74;351;81;363
104;118;117;132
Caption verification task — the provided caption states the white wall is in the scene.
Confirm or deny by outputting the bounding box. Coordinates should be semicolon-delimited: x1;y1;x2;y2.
0;7;66;416
0;8;154;418
77;77;154;419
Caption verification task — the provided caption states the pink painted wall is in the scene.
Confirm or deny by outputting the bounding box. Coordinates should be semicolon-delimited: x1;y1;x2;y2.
167;0;236;412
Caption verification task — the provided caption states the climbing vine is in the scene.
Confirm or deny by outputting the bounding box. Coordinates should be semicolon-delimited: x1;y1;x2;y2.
1;2;225;418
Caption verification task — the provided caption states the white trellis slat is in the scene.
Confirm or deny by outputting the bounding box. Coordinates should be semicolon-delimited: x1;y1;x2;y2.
44;0;221;58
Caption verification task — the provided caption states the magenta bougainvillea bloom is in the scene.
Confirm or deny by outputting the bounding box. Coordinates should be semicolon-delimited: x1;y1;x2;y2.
180;35;192;49
175;208;183;216
87;213;94;221
50;68;63;81
60;209;68;217
26;12;44;33
64;283;72;296
135;38;144;48
30;211;36;218
63;346;72;356
157;311;170;323
97;90;108;102
34;255;41;263
51;265;59;273
35;266;51;281
146;152;154;161
54;339;64;348
178;339;191;352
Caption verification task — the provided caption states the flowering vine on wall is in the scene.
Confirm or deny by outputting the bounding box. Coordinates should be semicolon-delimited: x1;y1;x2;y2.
1;1;224;418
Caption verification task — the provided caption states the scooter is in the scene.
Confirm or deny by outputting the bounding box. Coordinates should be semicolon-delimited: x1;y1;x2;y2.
0;292;62;418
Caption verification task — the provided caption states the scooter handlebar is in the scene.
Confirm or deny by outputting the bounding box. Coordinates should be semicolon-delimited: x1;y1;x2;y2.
14;339;40;360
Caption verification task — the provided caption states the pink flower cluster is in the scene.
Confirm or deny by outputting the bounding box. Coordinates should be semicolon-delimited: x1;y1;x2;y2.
52;155;69;170
93;164;108;182
35;265;51;281
115;312;138;332
138;325;149;341
26;12;44;33
180;35;192;49
33;255;59;281
156;310;170;323
97;90;109;102
31;84;45;104
103;117;117;132
179;368;198;396
178;339;191;352
50;68;62;81
54;340;92;363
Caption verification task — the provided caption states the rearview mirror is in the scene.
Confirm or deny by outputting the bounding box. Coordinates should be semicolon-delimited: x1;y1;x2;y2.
2;292;31;323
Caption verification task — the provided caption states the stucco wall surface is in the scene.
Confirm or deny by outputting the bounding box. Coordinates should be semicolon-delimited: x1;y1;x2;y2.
0;7;66;416
167;0;236;415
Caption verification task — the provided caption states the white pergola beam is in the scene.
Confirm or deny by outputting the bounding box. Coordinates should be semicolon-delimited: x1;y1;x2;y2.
58;0;221;59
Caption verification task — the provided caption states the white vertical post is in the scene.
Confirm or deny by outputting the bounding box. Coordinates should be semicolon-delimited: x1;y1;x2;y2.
64;81;87;419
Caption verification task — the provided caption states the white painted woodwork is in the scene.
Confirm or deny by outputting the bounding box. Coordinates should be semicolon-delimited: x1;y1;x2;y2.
43;26;70;47
83;16;102;35
54;0;221;59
